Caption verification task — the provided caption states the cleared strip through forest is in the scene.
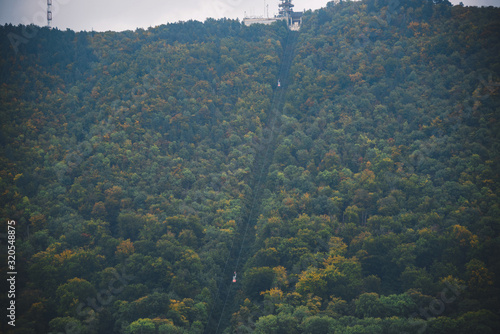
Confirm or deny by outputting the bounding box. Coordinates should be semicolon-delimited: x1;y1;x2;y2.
206;30;299;334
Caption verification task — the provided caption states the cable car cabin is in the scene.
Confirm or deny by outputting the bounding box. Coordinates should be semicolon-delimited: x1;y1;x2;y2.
232;272;237;283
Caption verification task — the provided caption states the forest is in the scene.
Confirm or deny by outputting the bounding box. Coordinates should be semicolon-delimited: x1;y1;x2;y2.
0;0;499;333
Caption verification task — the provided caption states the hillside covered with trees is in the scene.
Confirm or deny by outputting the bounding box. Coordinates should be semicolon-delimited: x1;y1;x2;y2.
1;0;499;333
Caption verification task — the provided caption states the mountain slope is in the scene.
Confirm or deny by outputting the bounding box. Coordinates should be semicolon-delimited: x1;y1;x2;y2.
0;1;499;333
230;1;500;333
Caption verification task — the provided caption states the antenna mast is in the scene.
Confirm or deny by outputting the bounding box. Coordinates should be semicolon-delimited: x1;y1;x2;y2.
47;0;52;28
279;0;294;17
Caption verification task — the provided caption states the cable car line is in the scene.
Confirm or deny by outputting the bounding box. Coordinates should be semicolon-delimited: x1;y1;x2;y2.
206;30;298;334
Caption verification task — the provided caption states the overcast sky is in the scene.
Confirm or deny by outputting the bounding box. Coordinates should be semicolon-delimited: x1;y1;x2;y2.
0;0;498;32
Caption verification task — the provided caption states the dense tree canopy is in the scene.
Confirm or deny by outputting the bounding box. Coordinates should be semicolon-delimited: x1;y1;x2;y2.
1;0;499;333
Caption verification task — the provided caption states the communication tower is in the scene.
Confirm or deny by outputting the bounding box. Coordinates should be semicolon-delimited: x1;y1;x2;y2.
278;0;294;17
278;0;302;31
47;0;52;28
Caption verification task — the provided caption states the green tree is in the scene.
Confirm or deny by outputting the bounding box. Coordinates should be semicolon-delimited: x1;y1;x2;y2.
355;293;383;318
55;278;97;317
126;318;156;334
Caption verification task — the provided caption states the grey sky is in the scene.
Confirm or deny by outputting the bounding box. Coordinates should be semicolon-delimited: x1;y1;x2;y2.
0;0;498;32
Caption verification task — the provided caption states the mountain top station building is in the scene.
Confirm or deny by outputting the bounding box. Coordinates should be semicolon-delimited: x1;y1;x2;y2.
243;0;303;31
